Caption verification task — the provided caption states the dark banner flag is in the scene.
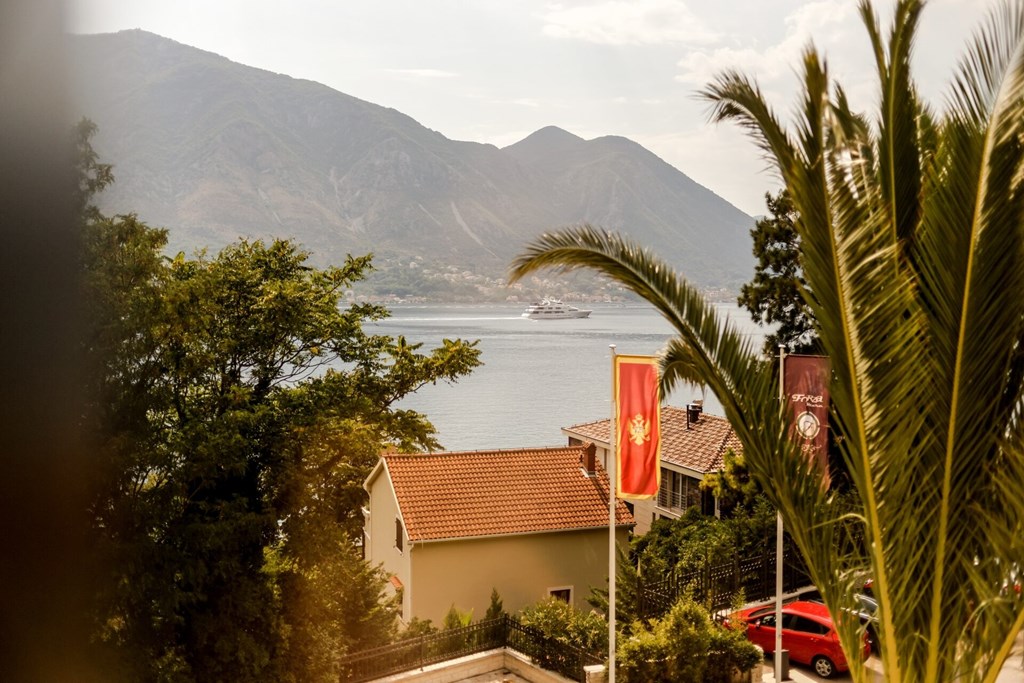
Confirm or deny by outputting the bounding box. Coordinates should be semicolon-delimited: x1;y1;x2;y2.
783;354;831;478
614;355;661;500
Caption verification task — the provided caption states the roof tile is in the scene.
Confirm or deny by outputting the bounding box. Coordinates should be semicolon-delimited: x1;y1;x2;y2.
564;406;740;474
384;446;634;542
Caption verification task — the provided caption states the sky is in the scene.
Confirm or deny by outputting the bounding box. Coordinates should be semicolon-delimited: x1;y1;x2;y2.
67;0;1000;216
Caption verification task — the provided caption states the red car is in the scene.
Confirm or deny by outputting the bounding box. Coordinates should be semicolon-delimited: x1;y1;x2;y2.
731;600;869;678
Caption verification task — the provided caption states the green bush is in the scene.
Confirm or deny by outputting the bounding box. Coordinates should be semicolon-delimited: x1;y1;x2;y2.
617;598;760;683
518;597;607;653
705;619;762;683
439;604;474;652
395;617;437;641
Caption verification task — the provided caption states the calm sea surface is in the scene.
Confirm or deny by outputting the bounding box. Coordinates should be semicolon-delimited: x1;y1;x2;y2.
369;303;765;451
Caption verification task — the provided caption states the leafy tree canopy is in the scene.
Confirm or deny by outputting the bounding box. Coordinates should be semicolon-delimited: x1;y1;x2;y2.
699;449;762;512
631;499;776;579
78;120;482;681
737;189;818;355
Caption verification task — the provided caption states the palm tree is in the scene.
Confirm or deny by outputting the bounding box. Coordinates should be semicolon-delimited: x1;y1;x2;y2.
508;1;1024;680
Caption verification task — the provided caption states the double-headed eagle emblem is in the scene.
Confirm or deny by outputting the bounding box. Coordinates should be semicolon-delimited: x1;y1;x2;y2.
627;413;651;446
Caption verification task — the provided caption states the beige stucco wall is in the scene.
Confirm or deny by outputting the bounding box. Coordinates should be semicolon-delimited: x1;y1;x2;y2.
408;527;630;625
630;499;658;536
365;464;413;620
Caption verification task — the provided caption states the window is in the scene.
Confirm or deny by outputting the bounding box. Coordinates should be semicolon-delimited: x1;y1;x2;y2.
658;470;703;512
395;518;404;552
787;615;829;635
549;587;572;603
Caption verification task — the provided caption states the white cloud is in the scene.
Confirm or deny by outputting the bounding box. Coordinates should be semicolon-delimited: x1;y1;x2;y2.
540;0;719;46
674;0;856;85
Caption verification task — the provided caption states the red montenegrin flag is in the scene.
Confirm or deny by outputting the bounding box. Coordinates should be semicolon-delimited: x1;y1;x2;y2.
614;355;661;500
783;354;831;479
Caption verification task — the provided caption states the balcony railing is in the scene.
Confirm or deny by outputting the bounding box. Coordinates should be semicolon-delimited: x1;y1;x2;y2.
343;615;601;683
657;487;699;512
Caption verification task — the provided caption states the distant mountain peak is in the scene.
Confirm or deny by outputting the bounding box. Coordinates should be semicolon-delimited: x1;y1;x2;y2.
519;125;583;143
69;30;754;291
504;126;585;153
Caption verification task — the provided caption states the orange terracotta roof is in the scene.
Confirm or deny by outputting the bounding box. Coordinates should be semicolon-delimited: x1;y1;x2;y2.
564;406;740;474
382;446;634;543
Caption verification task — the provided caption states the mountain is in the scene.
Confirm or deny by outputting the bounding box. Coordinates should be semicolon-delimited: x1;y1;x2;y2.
68;30;754;294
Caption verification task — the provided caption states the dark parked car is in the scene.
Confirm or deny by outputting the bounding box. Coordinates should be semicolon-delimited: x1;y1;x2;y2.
731;600;869;678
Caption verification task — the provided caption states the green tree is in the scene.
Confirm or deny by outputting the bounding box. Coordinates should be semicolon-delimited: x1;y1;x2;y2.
80;127;482;680
484;588;505;621
73;118;113;223
631;500;775;579
737;189;818;354
699;449;762;512
510;1;1024;680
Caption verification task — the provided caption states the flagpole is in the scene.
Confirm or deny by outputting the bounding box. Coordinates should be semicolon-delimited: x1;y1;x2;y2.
776;344;785;681
608;343;617;683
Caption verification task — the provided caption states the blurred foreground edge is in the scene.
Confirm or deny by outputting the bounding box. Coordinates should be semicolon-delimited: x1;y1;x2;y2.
0;1;101;680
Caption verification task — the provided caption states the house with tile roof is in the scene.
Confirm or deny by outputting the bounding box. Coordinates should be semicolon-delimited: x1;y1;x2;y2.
362;443;634;625
562;404;741;535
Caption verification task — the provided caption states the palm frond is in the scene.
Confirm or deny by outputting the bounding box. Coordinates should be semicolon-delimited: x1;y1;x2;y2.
699;70;797;182
509;2;1024;680
509;225;852;652
910;2;1024;677
873;0;925;246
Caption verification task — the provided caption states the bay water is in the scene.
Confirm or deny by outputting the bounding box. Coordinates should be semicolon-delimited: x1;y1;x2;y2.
369;302;765;451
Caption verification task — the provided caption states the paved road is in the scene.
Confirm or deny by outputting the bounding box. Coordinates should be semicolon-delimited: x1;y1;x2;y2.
762;631;1024;682
761;654;881;682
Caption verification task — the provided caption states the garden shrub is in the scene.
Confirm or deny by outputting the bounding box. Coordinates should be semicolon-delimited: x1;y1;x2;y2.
617;597;760;683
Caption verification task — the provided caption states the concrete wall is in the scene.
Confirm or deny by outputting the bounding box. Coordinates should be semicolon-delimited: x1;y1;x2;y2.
370;648;582;683
409;527;630;625
368;647;759;683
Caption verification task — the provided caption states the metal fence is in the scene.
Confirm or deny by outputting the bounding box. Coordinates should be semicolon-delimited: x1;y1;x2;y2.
638;544;812;619
342;615;602;683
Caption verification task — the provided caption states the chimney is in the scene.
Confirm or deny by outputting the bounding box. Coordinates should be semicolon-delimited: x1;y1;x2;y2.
582;441;597;475
686;400;703;428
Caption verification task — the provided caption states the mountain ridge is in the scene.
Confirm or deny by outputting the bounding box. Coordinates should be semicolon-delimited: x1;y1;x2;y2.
69;29;755;297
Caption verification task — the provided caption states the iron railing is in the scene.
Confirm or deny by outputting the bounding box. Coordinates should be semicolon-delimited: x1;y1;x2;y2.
638;544;812;619
342;615;602;683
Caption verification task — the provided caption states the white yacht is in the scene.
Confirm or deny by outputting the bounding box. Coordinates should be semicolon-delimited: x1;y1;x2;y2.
521;298;592;320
